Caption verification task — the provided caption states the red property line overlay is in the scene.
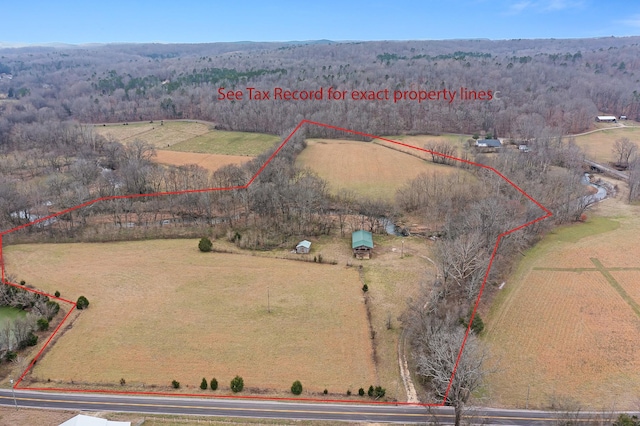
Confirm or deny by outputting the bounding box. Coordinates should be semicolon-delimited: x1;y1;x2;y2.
0;119;552;406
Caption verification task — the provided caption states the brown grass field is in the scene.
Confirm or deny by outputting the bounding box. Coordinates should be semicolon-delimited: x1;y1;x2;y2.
154;150;253;172
573;125;640;164
3;240;377;394
484;197;640;409
94;121;280;156
296;139;462;201
95;121;211;148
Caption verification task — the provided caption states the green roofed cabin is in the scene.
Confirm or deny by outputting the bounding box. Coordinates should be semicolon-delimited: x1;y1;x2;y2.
352;230;374;259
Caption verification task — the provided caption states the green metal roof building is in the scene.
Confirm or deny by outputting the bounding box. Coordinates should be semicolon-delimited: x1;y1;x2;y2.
352;230;373;259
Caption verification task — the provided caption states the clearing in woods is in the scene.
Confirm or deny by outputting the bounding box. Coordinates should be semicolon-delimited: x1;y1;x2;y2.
573;125;640;164
296;138;462;201
154;150;252;172
484;201;640;409
4;240;376;393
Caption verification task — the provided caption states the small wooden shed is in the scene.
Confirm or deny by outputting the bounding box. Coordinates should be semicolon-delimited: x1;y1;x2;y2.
296;240;311;254
352;230;373;259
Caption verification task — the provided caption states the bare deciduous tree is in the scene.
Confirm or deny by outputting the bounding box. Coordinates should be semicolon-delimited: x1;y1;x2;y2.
612;138;638;169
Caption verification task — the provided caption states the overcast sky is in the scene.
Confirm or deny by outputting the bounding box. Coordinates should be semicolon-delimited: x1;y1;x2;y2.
1;0;639;45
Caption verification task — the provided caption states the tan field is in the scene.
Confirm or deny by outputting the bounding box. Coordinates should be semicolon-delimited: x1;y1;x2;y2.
154;150;253;172
95;121;211;148
573;125;640;164
484;198;640;409
296;139;462;201
4;240;377;394
95;121;280;156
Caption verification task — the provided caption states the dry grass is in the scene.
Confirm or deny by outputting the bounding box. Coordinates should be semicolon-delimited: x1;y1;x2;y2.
94;121;280;156
167;131;279;156
4;240;376;394
296;139;460;201
0;407;79;426
154;150;253;172
95;121;211;148
573;126;640;164
484;197;640;410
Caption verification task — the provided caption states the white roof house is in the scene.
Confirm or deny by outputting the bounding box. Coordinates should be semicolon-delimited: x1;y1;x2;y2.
296;240;312;253
59;414;130;426
596;115;617;122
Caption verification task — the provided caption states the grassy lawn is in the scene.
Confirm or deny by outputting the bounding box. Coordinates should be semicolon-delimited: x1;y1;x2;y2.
296;139;463;201
4;240;376;394
484;201;640;410
154;150;253;172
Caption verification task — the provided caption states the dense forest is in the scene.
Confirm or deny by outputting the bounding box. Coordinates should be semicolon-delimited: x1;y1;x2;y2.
0;37;639;140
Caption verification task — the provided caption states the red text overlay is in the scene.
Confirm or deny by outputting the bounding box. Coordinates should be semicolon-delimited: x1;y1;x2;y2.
218;87;493;103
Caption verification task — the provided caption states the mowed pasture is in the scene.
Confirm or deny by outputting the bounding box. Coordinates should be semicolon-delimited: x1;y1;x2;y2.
573;125;640;164
484;209;640;409
95;121;211;148
154;150;252;173
95;120;280;155
4;240;376;393
296;139;461;201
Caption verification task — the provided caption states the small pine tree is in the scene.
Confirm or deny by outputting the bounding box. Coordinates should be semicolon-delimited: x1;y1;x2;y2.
172;380;180;389
120;378;126;386
210;377;218;390
291;380;303;395
367;385;374;397
37;317;49;331
230;375;244;393
346;390;351;396
198;237;213;252
358;387;365;396
362;284;368;292
76;296;89;310
374;386;386;398
54;291;60;298
323;389;328;395
200;377;208;390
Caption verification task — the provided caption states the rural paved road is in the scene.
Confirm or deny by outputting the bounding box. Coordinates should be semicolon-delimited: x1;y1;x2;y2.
0;389;631;424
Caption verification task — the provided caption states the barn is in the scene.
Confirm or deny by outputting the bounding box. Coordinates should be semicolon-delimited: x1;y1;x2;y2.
296;240;311;254
352;230;374;259
596;115;617;123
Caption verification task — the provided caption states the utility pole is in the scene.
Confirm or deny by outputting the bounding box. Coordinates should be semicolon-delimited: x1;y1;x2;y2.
10;379;17;410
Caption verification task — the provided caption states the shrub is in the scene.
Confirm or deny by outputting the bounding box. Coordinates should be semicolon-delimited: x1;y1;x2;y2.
367;385;374;397
323;389;328;395
210;377;218;390
198;237;212;252
120;378;126;386
362;284;368;292
374;386;386;398
200;377;208;390
346;390;351;396
171;380;180;389
230;375;244;393
76;296;89;310
291;380;303;395
358;387;365;396
19;280;25;286
4;351;17;362
37;318;49;331
45;301;60;320
54;291;60;298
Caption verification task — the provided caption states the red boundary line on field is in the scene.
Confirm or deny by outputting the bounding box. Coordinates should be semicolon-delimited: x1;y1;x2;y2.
0;119;552;407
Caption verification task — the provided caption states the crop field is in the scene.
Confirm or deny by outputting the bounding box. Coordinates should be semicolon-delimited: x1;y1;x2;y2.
573;125;640;164
4;240;376;393
154;150;252;172
484;206;640;409
296;139;461;201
